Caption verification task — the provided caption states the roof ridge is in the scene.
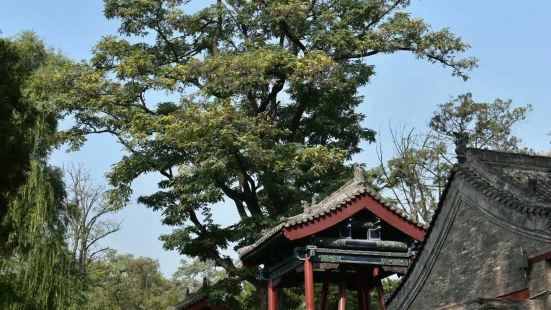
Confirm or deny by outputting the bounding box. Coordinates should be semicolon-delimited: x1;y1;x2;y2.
174;289;208;310
303;164;366;213
466;147;551;167
462;149;551;212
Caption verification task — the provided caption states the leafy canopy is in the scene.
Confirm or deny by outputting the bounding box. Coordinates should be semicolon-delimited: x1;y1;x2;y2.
83;249;180;310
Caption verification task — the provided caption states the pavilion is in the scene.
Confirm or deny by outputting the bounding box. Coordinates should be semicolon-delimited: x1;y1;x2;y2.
238;165;428;310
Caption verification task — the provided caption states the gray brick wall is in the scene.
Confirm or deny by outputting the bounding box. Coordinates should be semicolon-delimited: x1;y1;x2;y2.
408;200;551;309
527;260;551;309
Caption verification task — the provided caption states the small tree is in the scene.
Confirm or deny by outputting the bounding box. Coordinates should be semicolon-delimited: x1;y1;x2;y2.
372;93;532;222
65;164;121;275
373;125;448;223
172;258;225;293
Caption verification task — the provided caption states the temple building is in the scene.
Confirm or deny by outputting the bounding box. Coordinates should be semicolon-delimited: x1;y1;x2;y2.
238;165;428;310
387;148;551;309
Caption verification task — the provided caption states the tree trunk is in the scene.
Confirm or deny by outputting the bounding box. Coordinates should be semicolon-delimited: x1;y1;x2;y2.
255;282;268;310
277;287;284;310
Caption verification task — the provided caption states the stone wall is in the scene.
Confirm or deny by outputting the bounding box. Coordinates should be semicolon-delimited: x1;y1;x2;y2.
406;200;551;309
434;299;545;310
527;259;551;309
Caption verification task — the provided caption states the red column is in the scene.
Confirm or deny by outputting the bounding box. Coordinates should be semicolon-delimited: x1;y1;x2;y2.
268;279;277;310
320;270;331;310
304;256;315;310
338;280;347;310
372;267;380;279
376;279;385;310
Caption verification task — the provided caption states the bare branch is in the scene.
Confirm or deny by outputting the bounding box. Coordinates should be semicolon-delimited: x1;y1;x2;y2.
65;165;121;274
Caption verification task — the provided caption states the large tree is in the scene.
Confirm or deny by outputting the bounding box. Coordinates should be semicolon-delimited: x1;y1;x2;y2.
54;0;476;304
172;258;225;293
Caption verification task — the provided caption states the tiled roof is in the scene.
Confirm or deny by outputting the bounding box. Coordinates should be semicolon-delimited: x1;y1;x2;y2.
237;165;428;259
458;148;551;216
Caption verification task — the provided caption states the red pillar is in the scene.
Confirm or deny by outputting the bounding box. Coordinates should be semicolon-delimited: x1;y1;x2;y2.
304;256;315;310
376;279;386;310
372;267;380;279
338;280;347;310
268;279;277;310
320;270;331;310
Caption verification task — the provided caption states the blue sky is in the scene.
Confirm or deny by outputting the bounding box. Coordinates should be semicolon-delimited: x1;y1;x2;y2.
2;0;550;276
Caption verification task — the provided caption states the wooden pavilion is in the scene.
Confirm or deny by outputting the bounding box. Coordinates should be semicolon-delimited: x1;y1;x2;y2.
238;165;427;310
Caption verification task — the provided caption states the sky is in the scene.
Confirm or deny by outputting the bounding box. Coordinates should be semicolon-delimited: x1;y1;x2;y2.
1;0;550;276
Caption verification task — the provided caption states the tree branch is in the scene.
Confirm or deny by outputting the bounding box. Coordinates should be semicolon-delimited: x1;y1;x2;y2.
279;20;307;53
365;0;405;30
259;78;285;113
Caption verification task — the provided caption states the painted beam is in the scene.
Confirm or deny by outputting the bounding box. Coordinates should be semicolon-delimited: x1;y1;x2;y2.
528;250;551;263
496;288;530;301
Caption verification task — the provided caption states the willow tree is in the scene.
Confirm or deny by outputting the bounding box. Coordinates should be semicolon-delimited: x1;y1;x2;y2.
0;36;37;226
56;0;476;303
0;33;80;309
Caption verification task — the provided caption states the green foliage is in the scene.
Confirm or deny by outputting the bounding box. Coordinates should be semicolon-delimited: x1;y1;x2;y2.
311;277;399;310
0;31;69;216
236;277;400;310
53;0;476;302
0;32;81;309
0;33;45;218
238;282;303;310
172;258;226;292
82;249;181;310
430;93;532;151
371;93;532;222
1;161;81;309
